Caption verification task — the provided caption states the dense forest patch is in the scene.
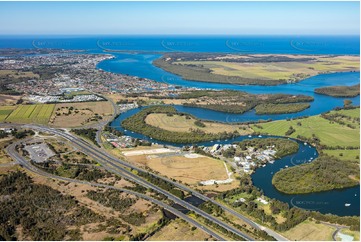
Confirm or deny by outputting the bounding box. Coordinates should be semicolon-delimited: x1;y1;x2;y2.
0;171;103;240
272;155;359;194
315;84;360;97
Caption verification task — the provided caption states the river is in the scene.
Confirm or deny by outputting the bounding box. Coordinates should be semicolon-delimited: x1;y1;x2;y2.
1;35;359;216
110;105;359;216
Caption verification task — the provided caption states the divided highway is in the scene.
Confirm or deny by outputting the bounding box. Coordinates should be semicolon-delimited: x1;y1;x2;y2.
6;140;225;241
1;123;288;241
24;124;255;241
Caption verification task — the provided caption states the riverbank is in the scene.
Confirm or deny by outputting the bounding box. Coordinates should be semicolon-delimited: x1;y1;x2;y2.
110;105;360;216
121;105;245;143
154;53;359;86
272;155;359;194
315;84;360;97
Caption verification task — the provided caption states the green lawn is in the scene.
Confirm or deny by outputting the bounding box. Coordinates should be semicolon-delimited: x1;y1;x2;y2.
252;108;360;148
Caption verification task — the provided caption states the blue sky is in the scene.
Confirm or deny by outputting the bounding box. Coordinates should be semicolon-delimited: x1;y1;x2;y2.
0;1;359;35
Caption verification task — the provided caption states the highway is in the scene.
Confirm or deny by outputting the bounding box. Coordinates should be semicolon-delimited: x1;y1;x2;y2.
26;124;255;241
3;124;254;241
75;98;287;240
1;122;287;241
6;139;225;241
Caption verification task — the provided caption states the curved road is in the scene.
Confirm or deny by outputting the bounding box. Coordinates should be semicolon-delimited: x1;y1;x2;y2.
2;123;287;240
6;139;225;241
4;124;255;240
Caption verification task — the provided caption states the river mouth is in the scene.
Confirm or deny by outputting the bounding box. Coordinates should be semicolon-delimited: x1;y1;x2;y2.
1;36;359;216
18;36;360;216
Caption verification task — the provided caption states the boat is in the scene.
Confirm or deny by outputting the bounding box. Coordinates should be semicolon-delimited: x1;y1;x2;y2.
258;135;262;138
248;135;252;138
345;203;351;207
304;142;307;145
285;165;288;168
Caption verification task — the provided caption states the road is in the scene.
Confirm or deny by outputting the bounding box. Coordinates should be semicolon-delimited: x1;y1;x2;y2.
95;94;119;146
50;96;287;240
319;222;350;241
2;123;287;240
4;124;255;241
71;95;119;146
6;139;225;241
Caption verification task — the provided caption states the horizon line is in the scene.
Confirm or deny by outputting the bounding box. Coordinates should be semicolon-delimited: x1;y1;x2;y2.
0;34;359;37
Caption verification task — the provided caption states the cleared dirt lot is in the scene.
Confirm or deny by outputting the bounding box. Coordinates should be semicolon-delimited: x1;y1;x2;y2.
50;101;113;127
122;148;176;157
0;94;22;106
146;154;229;185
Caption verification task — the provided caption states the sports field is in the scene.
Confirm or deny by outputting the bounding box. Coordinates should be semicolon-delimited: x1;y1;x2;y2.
145;113;251;135
5;104;55;124
0;106;16;121
252;108;360;147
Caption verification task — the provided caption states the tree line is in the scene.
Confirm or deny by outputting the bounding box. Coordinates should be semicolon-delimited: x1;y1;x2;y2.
121;106;240;143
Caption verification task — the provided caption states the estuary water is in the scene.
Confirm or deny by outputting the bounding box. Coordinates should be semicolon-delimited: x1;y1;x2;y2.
1;35;360;216
110;106;359;216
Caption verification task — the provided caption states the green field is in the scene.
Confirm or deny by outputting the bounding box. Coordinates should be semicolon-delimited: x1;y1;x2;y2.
156;54;359;85
252;109;360;148
5;104;55;124
0;106;16;122
332;108;360;118
178;57;359;81
323;149;359;162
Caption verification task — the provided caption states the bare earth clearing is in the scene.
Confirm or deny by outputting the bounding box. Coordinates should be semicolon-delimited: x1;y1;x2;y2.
50;101;113;127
